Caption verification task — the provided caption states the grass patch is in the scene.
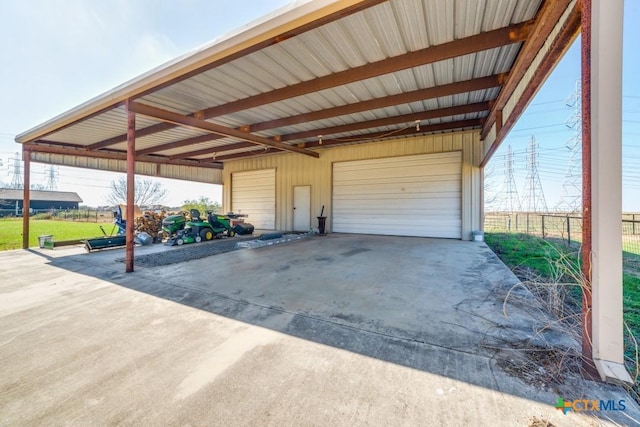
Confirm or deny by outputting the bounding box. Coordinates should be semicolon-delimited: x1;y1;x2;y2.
0;218;108;251
484;232;580;281
485;232;639;388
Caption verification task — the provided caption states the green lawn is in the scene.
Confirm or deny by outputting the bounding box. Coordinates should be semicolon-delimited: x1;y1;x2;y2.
485;232;640;370
0;218;108;251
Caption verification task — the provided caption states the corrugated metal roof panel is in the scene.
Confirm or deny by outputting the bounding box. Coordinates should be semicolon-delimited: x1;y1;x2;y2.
17;0;561;169
44;107;161;145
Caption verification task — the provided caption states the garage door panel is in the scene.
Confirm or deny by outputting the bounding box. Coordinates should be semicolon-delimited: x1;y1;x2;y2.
232;169;275;229
332;153;461;238
338;153;461;171
334;166;459;182
334;193;461;207
334;182;461;196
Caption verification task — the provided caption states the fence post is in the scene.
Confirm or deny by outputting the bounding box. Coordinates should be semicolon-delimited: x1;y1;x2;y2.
634;214;637;235
515;214;518;232
507;216;511;232
542;215;546;239
526;213;530;234
567;215;571;246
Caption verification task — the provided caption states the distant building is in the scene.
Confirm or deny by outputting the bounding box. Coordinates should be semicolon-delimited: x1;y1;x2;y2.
0;188;83;212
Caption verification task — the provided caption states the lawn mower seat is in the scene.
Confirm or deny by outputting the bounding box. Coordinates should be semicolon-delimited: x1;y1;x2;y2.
207;212;223;228
190;209;202;222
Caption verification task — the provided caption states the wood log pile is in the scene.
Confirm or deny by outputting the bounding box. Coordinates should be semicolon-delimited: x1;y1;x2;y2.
134;211;166;240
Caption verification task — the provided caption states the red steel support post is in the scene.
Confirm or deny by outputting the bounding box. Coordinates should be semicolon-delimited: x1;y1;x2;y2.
126;100;136;273
581;0;596;377
22;148;30;249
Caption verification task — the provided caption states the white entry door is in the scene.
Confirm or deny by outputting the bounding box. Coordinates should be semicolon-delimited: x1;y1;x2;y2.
293;185;311;231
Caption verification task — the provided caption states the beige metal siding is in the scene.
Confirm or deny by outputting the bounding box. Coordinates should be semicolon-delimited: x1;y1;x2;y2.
222;130;482;239
231;169;276;229
333;152;462;238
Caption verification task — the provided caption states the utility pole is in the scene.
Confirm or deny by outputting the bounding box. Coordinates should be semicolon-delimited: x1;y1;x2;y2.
501;145;522;213
523;136;548;213
45;165;58;191
9;152;23;189
559;80;582;212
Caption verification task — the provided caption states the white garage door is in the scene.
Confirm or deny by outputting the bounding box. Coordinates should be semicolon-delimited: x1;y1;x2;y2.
332;152;461;238
231;169;276;229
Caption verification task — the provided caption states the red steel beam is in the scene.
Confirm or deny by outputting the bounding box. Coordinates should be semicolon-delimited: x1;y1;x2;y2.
125;101;135;273
24;142;223;169
481;0;574;141
480;2;580;167
147;77;499;160
212;118;481;161
280;102;490;142
580;0;596;379
171;103;490;160
303;119;482;149
87;22;530;151
22;148;30;249
252;75;504;133
198;22;530;120
127;102;319;158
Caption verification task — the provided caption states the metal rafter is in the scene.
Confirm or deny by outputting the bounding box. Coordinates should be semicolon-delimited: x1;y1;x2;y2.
211;118;482;162
250;75;504;132
127;102;319;158
87;22;531;151
148;75;502;160
173;102;489;160
24;143;224;169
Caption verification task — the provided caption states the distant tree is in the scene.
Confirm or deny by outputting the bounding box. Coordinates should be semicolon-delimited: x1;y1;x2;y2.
106;177;167;207
30;184;46;191
483;164;500;212
182;196;221;215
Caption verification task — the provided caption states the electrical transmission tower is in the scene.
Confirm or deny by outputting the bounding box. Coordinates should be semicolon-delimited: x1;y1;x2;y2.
558;80;582;212
9;152;23;189
522;136;548;213
45;165;59;191
500;145;522;212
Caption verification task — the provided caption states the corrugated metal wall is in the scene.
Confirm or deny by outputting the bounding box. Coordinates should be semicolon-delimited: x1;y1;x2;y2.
223;130;483;240
28;152;223;184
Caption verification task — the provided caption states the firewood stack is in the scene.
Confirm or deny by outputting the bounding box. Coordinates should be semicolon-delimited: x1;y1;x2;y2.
134;211;166;240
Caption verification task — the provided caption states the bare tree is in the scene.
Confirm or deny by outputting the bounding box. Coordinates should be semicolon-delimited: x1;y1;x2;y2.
106;177;167;207
484;163;501;212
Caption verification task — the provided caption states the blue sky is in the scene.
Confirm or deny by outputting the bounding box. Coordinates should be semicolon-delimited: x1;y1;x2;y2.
1;0;638;210
487;0;640;212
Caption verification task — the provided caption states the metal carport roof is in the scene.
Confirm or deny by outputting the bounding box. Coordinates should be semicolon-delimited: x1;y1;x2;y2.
15;0;579;177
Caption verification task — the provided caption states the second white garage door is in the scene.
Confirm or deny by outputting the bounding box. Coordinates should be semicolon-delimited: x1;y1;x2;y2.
332;152;462;238
231;169;276;230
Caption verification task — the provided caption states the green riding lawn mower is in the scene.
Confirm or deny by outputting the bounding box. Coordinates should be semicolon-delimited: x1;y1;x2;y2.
162;209;254;246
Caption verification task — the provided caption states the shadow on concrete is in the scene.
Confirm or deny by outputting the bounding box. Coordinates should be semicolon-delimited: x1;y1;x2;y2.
35;234;639;423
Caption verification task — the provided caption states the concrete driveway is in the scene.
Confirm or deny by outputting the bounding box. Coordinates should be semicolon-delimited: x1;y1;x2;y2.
0;234;637;426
